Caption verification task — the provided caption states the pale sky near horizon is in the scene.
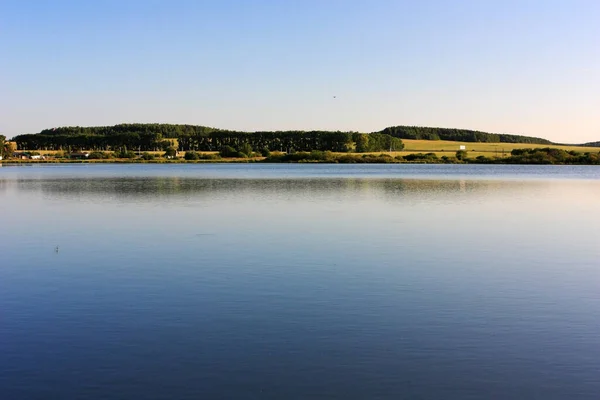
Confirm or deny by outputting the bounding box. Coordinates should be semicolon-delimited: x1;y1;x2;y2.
1;0;599;142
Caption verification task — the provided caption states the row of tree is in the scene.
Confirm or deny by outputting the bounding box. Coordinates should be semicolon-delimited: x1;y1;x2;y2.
179;131;356;152
13;132;171;151
12;124;404;153
582;141;600;147
28;123;552;144
17;123;584;153
380;125;553;144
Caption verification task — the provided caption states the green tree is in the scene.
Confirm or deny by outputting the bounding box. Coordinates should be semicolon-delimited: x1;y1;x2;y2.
219;145;238;158
260;147;271;157
0;134;5;158
164;146;177;158
456;150;468;161
355;134;369;152
239;143;253;157
5;141;16;157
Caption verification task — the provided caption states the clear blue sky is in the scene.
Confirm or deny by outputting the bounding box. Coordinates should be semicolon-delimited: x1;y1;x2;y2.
1;0;599;142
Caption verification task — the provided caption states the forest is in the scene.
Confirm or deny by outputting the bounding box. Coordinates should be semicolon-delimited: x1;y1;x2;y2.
380;125;553;144
12;124;404;153
14;123;599;156
582;141;600;147
12;123;560;154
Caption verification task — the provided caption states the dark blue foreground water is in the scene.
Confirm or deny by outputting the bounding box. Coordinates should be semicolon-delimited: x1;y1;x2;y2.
1;164;600;399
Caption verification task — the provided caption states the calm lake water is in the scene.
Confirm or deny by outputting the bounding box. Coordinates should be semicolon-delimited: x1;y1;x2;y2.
2;164;600;399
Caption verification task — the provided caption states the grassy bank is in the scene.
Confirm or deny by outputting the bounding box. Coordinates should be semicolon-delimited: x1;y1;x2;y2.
3;141;599;165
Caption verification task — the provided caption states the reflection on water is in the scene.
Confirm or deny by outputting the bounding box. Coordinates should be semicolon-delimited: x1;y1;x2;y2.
3;176;505;197
2;175;587;202
1;165;600;399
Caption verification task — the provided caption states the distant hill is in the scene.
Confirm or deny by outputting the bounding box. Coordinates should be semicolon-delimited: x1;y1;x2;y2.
581;141;600;147
34;123;220;138
378;125;553;144
13;123;564;152
12;123;401;153
19;123;556;144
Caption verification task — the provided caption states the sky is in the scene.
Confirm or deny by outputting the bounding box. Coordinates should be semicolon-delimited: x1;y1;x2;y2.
1;0;599;143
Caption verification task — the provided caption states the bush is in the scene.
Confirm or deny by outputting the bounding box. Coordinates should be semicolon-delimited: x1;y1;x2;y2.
260;147;271;157
184;151;200;160
113;149;136;159
337;155;359;163
88;151;112;159
404;153;439;162
307;150;335;161
472;155;492;163
199;153;221;160
141;152;155;160
219;145;238;158
239;143;253;157
338;154;396;163
455;150;468;160
263;151;285;162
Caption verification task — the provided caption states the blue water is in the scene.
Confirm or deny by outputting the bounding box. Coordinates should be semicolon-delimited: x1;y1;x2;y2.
1;164;600;399
1;162;600;180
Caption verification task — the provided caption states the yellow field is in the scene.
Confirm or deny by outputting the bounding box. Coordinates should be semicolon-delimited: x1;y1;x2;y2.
400;139;600;154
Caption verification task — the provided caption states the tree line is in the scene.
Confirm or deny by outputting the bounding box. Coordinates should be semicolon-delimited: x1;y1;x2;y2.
380;125;553;144
12;124;404;153
14;123;581;153
582;141;600;147
13;132;170;151
179;131;355;152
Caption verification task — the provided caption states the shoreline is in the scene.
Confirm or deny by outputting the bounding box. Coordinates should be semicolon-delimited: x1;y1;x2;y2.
3;147;600;166
2;158;599;166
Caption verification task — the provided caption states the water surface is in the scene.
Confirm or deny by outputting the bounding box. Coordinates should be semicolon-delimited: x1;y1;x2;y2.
2;164;600;399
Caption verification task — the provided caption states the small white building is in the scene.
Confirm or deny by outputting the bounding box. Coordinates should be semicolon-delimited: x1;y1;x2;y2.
459;145;466;150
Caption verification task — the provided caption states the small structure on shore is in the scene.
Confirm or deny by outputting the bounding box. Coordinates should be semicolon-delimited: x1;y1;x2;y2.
11;152;46;160
70;152;90;159
13;152;33;159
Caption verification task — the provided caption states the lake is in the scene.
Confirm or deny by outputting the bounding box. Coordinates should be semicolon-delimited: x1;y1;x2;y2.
1;164;600;399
